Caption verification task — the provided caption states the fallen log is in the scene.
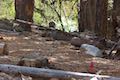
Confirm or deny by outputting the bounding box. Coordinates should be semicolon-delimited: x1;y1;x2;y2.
0;64;119;80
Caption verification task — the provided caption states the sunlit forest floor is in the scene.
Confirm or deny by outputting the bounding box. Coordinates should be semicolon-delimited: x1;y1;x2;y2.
0;20;120;80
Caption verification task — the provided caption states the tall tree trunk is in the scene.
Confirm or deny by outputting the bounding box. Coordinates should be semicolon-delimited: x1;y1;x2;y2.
78;0;88;32
95;0;108;38
78;0;97;32
78;0;108;38
78;0;108;37
15;0;34;31
110;0;120;40
87;0;96;32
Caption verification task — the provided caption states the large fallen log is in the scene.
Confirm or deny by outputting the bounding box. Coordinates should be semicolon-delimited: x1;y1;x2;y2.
0;64;119;80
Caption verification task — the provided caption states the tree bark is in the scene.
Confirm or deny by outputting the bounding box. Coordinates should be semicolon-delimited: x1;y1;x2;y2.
78;0;96;32
15;0;34;31
78;0;108;38
110;0;120;40
95;0;108;38
87;0;96;32
78;0;88;32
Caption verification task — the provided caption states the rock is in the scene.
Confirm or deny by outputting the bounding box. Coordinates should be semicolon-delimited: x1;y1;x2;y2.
18;58;36;67
18;57;50;68
0;42;8;55
81;44;103;57
70;37;87;47
71;37;105;49
35;57;49;68
49;21;56;29
50;30;73;41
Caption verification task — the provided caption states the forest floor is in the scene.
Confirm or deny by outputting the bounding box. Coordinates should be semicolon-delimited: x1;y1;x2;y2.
0;19;120;80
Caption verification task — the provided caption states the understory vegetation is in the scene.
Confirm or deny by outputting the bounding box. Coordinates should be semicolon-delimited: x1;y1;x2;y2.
0;0;79;32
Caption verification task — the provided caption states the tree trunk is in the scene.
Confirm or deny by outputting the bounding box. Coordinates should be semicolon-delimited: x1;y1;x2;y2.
95;0;108;38
113;0;120;18
87;0;96;32
78;0;88;32
78;0;96;32
15;0;34;31
110;0;120;40
78;0;108;38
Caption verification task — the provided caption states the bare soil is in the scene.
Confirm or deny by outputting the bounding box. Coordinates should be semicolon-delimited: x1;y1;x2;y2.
0;20;120;80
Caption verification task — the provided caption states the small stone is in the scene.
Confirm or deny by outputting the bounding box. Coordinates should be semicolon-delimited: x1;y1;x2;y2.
70;37;87;47
35;58;49;68
18;58;36;67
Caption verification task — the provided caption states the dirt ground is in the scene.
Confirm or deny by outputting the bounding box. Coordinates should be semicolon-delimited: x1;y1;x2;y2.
0;20;120;79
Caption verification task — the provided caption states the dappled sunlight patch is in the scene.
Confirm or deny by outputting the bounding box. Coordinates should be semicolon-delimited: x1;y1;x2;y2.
59;55;70;60
85;57;115;65
44;41;54;45
9;50;18;54
53;54;70;62
23;37;31;40
0;55;20;64
48;57;58;63
17;42;29;45
36;37;44;41
92;58;113;65
3;36;17;41
19;48;35;52
33;41;41;44
0;55;20;60
70;61;80;64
